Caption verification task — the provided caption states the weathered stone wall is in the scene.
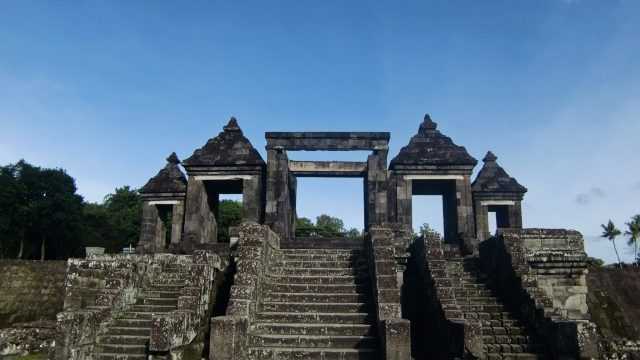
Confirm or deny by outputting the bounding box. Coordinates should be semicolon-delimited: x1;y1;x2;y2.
367;226;412;360
0;261;66;328
479;229;600;358
588;267;640;358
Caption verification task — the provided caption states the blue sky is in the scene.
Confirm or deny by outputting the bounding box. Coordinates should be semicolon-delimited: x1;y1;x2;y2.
1;1;638;263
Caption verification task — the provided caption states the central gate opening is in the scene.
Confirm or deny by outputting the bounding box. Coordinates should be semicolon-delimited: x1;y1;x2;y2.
265;132;391;242
295;177;364;238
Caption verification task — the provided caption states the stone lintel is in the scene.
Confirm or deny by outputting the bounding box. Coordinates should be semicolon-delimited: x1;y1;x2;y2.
194;175;254;181
265;132;390;151
148;200;180;205
473;192;524;201
403;174;464;180
184;165;264;176
480;200;516;206
288;160;367;177
390;165;475;176
141;192;186;201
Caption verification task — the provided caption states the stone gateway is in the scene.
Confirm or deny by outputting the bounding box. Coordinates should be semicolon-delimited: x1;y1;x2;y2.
55;114;601;360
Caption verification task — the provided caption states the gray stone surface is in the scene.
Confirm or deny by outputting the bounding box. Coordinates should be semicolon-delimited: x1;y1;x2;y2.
265;131;390;151
183;118;265;167
140;153;188;195
390;114;477;168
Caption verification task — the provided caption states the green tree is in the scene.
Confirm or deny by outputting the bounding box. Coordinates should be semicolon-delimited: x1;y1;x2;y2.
0;160;85;260
315;214;345;237
418;223;440;238
295;217;316;237
625;215;640;266
345;228;361;239
103;186;142;251
0;165;23;258
217;200;243;242
601;220;623;268
81;186;142;253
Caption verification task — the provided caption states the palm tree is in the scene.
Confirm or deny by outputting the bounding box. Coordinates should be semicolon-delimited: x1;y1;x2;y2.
625;215;640;266
601;220;622;268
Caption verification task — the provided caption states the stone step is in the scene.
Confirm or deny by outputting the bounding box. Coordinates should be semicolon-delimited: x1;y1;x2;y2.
96;353;146;360
130;304;175;313
268;267;366;276
256;312;372;324
151;278;189;286
280;253;365;262
486;353;541;359
482;319;522;328
466;312;516;321
98;334;148;345
99;344;146;355
113;318;152;327
117;312;153;320
279;249;363;255
148;284;185;291
455;288;494;297
456;297;502;306
273;260;365;268
138;297;178;306
263;292;366;303
250;334;377;348
261;301;369;313
482;326;526;336
265;274;367;285
141;290;181;299
106;326;150;337
485;342;541;354
451;304;505;313
264;283;369;294
247;347;376;360
482;335;533;345
253;323;373;336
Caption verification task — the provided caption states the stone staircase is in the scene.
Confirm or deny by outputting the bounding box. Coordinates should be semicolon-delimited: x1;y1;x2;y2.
247;246;379;359
430;256;546;359
94;264;190;359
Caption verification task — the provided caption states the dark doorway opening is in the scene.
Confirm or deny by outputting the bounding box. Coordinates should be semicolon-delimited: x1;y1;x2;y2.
487;205;511;235
203;179;243;243
412;195;444;238
412;179;458;242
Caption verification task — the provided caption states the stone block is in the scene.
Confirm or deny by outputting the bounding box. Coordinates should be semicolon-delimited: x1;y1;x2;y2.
210;316;248;360
381;318;411;360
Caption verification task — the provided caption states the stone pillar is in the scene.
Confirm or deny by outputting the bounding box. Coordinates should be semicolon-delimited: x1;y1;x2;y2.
154;209;167;250
265;149;293;241
170;201;184;245
138;202;161;253
396;177;412;229
455;175;475;239
474;200;524;243
366;150;389;229
288;174;297;239
474;199;490;243
509;201;523;229
184;176;217;244
443;187;459;242
242;175;263;223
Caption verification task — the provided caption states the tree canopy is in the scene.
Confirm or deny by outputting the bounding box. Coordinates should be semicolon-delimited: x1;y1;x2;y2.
0;160;85;260
295;215;361;238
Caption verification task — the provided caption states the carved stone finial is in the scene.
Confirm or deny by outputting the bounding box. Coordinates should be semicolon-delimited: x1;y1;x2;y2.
483;151;498;163
419;114;438;133
166;152;180;164
224;116;240;131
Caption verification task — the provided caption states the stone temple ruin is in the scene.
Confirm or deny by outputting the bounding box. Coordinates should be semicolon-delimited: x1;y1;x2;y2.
55;115;600;359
